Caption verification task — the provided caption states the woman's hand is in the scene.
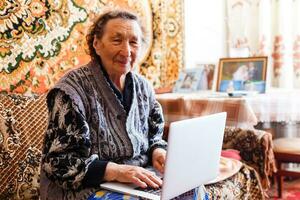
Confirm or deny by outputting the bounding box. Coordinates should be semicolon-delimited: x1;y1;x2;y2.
152;148;167;174
104;162;162;188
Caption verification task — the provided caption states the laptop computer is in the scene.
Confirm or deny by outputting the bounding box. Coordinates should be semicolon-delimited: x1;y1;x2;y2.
100;112;227;200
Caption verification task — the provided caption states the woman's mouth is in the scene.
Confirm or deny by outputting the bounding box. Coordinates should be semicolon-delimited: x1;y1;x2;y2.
117;59;131;66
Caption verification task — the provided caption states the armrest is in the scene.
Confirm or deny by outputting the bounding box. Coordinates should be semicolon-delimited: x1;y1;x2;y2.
222;127;277;189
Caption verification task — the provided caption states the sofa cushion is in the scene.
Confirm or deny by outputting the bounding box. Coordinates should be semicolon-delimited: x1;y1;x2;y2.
0;94;48;199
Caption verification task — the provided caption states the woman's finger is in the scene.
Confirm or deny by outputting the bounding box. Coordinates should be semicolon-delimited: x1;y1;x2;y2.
147;172;162;186
154;160;165;174
131;176;147;188
136;173;159;188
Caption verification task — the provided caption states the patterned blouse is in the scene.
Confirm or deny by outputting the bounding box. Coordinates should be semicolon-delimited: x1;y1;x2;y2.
40;60;167;199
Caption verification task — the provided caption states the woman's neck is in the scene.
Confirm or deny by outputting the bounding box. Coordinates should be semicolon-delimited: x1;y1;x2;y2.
109;73;126;92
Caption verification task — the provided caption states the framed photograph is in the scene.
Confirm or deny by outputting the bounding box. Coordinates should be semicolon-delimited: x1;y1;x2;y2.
216;57;268;93
173;68;203;92
195;63;216;90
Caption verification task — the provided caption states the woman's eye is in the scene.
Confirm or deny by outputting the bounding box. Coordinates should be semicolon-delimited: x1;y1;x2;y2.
130;41;139;46
113;39;121;43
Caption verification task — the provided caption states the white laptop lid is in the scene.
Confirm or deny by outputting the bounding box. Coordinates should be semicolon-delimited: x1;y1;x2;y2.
100;112;226;200
161;112;226;200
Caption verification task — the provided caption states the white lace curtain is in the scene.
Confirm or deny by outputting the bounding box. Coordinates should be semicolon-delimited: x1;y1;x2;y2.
226;0;300;89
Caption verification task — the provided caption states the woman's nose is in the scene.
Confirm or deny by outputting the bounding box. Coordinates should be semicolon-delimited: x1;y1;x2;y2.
120;42;131;57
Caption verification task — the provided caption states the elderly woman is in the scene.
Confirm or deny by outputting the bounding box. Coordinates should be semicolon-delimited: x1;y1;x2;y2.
40;10;167;199
40;10;207;200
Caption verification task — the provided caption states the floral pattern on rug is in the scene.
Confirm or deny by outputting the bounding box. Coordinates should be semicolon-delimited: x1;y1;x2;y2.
0;0;87;72
0;94;47;199
0;0;184;94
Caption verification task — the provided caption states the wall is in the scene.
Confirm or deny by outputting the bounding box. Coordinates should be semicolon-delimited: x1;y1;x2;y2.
184;0;226;69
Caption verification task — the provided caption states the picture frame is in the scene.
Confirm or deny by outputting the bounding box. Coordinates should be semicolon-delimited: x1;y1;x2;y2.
173;68;203;92
195;63;216;91
216;57;268;93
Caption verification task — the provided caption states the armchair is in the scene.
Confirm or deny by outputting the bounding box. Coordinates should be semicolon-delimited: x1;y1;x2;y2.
222;127;276;190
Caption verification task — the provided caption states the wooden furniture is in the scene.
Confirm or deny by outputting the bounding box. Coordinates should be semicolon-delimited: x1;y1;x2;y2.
273;138;300;198
156;90;300;128
156;92;258;129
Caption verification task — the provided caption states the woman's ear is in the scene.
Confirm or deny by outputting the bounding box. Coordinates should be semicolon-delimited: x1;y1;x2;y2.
93;36;99;49
93;37;97;49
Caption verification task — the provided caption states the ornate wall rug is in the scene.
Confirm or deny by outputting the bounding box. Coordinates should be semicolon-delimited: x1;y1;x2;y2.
0;0;184;94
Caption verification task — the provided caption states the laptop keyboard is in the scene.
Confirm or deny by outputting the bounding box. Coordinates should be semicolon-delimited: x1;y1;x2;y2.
134;186;162;195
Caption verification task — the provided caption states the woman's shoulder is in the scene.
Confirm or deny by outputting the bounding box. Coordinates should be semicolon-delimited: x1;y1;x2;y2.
48;62;94;103
131;72;150;84
60;64;91;80
132;72;153;94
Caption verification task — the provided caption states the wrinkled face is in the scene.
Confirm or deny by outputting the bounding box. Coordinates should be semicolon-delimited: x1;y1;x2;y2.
93;18;142;76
